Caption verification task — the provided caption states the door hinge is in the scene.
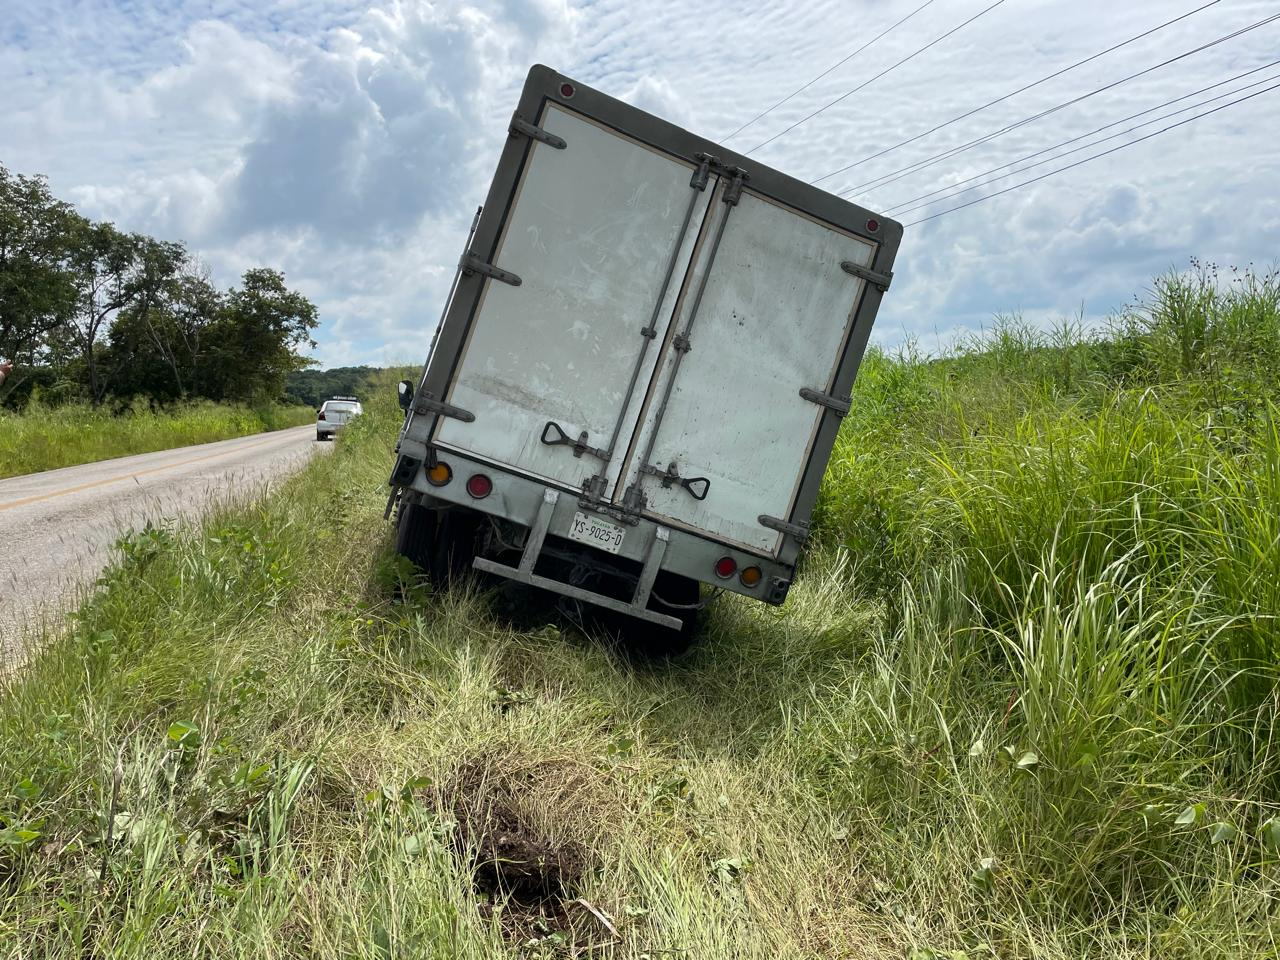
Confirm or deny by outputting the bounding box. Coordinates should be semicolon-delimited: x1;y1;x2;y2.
461;252;522;287
841;260;893;292
411;391;475;422
799;387;852;417
509;113;567;150
690;153;714;190
722;167;749;206
759;514;809;542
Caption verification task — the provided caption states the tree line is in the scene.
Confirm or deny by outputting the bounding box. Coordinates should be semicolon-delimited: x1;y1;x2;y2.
285;366;382;408
0;163;319;409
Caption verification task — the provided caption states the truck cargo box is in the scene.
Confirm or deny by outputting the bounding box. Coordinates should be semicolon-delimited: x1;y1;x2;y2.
391;65;902;643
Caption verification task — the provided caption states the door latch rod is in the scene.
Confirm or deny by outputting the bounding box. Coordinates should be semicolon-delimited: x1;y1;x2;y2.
540;421;609;461
641;461;710;501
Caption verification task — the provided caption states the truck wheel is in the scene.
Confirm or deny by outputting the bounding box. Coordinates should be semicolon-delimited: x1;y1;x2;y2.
431;508;482;584
395;498;436;572
395;500;480;587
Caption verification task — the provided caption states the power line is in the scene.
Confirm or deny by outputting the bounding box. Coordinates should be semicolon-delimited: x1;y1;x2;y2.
837;11;1280;200
810;0;1222;186
904;79;1280;227
885;60;1280;214
887;63;1280;217
744;0;1008;156
722;0;938;143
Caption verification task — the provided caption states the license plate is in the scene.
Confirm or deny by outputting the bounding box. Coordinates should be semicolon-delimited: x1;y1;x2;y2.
567;511;626;554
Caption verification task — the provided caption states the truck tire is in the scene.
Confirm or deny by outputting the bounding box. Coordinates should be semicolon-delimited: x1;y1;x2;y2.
432;508;482;584
395;498;436;571
395;499;480;588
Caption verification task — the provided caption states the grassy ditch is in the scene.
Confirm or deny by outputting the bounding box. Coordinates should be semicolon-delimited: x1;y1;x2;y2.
1;266;1278;958
0;401;315;479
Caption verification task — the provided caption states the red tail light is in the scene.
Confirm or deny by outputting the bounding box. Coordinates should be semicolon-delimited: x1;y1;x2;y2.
714;556;737;579
466;473;492;499
318;411;326;421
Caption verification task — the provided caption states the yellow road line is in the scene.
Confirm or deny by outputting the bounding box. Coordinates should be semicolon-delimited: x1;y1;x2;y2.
0;431;302;513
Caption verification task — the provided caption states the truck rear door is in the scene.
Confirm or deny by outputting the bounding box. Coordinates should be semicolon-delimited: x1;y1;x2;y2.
426;67;897;563
613;183;879;556
433;104;716;494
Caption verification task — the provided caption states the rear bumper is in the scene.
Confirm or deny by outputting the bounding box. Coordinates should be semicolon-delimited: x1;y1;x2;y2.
473;487;682;629
390;443;794;608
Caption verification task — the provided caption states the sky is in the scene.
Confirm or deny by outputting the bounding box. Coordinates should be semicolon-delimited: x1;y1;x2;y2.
3;0;1278;367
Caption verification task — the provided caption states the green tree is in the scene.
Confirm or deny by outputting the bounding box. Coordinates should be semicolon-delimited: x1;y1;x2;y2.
285;365;379;406
107;260;224;403
167;266;224;400
0;166;80;401
205;268;318;403
116;238;192;397
2;162;320;409
66;222;144;405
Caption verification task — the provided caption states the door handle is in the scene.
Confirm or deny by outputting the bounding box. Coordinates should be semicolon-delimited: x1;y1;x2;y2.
641;461;710;501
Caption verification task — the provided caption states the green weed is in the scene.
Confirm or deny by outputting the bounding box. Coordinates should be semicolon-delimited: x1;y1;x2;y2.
0;400;314;479
1;266;1278;957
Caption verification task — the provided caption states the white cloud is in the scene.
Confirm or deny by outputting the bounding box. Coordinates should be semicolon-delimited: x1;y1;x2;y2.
2;0;1278;366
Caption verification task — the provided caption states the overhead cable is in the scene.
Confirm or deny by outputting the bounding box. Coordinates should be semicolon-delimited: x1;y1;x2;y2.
722;0;939;142
904;80;1280;226
884;59;1280;215
744;0;1008;155
810;0;1224;186
838;10;1280;200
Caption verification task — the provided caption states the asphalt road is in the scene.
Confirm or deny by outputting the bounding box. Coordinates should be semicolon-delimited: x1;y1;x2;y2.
0;425;331;663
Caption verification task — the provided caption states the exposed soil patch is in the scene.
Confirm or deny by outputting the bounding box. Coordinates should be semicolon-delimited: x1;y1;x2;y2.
443;754;615;952
460;792;584;902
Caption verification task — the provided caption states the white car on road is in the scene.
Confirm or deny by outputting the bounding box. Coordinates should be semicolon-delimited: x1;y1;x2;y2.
316;397;362;441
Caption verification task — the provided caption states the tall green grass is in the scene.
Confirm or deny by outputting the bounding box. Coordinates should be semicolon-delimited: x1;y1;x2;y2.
0;267;1277;958
0;401;315;479
818;266;1280;728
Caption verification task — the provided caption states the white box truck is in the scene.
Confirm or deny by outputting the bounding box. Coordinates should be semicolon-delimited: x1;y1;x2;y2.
389;65;901;652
